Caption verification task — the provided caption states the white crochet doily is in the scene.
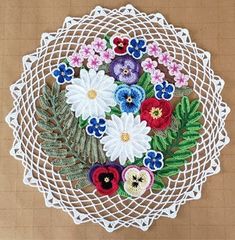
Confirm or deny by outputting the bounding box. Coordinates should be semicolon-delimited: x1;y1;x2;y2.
5;5;230;232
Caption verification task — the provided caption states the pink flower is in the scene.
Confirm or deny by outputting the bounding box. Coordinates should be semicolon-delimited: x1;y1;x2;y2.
150;69;165;84
158;52;172;67
91;38;107;53
174;73;189;88
100;49;115;64
141;58;158;73
87;54;102;71
68;53;83;68
79;44;94;59
147;42;162;58
168;62;183;76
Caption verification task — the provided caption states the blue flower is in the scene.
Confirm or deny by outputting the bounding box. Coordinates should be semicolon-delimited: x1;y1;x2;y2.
143;150;164;172
154;80;175;101
127;38;147;59
52;63;74;85
115;85;145;113
86;117;106;138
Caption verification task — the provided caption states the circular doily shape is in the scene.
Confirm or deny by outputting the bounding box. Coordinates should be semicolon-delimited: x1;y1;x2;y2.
6;5;230;232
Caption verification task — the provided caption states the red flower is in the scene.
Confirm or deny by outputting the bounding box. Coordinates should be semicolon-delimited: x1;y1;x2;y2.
140;98;173;130
89;164;122;195
111;36;129;55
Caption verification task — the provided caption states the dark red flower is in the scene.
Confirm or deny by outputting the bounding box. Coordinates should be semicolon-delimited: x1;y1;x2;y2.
111;36;129;55
88;163;122;195
140;98;173;130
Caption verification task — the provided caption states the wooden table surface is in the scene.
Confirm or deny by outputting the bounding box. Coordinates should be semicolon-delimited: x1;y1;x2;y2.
0;0;234;239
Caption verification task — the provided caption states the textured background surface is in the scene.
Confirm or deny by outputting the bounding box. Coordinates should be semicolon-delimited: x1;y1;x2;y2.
0;0;234;239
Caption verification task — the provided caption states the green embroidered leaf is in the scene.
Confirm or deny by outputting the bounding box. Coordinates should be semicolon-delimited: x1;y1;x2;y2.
183;131;201;140
174;87;193;97
36;82;108;190
52;157;78;167
63;58;70;66
104;34;112;49
173;150;192;160
165;158;186;167
178;139;197;149
153;175;165;190
186;122;202;131
117;183;131;198
74;176;91;189
189;99;200;114
158;166;180;177
175;103;183;119
181;96;190;114
79;116;88;128
108;105;122;116
44;149;68;158
152;135;168;151
137;72;155;98
188;111;202;123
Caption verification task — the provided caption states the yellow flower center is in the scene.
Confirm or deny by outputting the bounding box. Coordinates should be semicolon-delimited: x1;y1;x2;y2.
126;96;132;103
87;89;97;99
150;107;163;119
120;132;130;142
118;42;124;48
104;177;110;183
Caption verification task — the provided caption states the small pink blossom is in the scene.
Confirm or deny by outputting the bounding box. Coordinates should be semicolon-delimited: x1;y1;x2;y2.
100;49;115;64
79;44;94;59
174;73;189;88
141;58;158;73
91;37;107;53
158;52;173;67
151;69;165;84
168;62;183;76
68;53;83;68
87;54;102;71
147;42;162;58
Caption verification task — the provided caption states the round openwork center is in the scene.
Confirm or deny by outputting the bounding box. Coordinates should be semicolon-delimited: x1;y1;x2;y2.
150;107;163;119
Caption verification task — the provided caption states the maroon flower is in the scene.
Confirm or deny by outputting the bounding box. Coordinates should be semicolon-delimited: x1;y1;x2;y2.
88;163;123;196
111;36;129;55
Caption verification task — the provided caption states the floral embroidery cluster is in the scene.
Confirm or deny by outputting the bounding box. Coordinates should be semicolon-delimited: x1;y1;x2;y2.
49;35;197;198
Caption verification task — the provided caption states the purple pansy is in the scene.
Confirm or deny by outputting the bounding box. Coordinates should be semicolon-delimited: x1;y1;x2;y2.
109;55;141;84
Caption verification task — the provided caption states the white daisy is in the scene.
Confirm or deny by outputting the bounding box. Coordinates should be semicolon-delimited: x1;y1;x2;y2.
100;113;151;165
66;69;117;120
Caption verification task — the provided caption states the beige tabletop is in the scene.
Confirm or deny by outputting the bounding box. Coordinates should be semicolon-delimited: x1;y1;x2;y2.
0;0;234;239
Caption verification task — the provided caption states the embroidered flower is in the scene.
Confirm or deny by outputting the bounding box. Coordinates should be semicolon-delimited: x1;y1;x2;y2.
127;38;147;59
52;63;74;85
147;42;162;58
154;80;175;101
100;113;151;165
174;73;189;88
87;54;102;71
66;69;117;120
68;53;83;68
79;44;94;59
110;36;129;55
91;37;107;53
88;163;122;195
143;150;164;172
122;166;154;197
115;85;145;114
168;62;183;76
141;58;158;73
109;55;141;84
151;69;165;85
140;98;173;130
86;117;106;138
158;52;172;67
100;49;115;64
